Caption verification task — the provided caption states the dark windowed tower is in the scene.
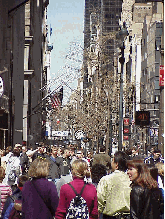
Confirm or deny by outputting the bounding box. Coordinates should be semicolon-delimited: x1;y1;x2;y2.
83;0;123;87
83;0;101;89
102;0;123;58
101;0;122;33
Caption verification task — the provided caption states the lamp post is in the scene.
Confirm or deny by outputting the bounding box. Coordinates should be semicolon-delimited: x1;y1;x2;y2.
116;22;128;151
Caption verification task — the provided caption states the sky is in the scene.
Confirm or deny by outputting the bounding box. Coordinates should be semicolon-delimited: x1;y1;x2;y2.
47;0;85;103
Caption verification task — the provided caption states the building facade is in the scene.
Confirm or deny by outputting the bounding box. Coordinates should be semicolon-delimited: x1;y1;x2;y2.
0;0;50;149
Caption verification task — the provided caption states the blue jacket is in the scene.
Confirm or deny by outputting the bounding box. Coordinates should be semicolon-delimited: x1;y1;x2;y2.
3;203;14;219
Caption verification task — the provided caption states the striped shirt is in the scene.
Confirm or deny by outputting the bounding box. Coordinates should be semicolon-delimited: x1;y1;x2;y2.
0;183;12;215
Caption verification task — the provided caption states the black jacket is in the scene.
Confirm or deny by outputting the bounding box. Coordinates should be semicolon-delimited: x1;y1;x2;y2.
20;152;30;174
47;156;63;179
130;185;164;219
32;152;48;162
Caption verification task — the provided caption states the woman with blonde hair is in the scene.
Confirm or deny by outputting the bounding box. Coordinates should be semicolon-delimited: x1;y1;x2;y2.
55;159;98;219
21;157;59;219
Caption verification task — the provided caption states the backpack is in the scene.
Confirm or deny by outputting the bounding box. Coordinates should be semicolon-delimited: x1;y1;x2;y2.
8;168;16;181
66;183;89;219
8;157;20;181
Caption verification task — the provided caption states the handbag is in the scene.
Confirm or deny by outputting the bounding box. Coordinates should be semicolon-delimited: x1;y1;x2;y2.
31;180;55;218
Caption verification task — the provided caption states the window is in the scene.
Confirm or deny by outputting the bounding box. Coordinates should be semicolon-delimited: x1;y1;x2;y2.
110;13;114;18
129;36;132;42
155;80;159;89
110;1;115;5
151;95;154;103
155;95;160;103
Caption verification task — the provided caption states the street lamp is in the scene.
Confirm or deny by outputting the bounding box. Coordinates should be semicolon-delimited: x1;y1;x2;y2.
116;22;129;151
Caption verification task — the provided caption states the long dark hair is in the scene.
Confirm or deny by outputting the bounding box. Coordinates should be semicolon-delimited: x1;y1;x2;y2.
127;160;158;189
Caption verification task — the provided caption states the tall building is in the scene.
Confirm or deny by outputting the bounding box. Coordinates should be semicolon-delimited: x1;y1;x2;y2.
141;2;163;152
83;0;124;152
83;0;123;89
0;0;50;148
83;0;101;90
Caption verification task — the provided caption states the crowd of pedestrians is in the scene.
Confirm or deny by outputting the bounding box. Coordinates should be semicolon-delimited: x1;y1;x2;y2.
0;143;163;219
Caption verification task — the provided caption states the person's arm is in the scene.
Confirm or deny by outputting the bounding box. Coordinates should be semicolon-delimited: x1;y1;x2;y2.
97;176;108;214
3;203;14;219
89;187;99;219
1;196;13;218
56;157;64;177
55;185;68;219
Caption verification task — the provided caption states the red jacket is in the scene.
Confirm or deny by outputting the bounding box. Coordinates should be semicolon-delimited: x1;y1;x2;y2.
55;177;98;219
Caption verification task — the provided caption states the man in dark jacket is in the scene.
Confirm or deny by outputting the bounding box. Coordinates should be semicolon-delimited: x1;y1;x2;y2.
32;145;47;161
47;146;63;183
20;146;30;175
144;149;164;165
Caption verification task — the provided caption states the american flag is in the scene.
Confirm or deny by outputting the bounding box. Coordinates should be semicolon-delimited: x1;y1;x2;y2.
51;87;63;110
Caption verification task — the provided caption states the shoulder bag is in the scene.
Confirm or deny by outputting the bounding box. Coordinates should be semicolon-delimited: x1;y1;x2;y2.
31;180;55;218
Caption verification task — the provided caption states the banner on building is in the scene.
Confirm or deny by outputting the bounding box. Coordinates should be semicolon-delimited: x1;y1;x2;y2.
123;136;129;140
52;131;69;137
159;65;164;87
124;118;129;126
123;118;130;141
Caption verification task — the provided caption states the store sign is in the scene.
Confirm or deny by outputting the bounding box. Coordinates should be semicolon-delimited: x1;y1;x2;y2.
159;65;164;87
52;131;69;137
123;128;129;134
123;118;130;140
123;136;129;140
124;118;129;126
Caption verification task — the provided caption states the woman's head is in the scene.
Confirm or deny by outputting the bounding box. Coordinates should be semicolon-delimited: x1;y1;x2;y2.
71;159;90;179
127;160;158;189
28;157;50;178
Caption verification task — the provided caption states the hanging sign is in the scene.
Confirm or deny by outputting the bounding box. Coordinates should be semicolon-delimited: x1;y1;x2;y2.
159;65;164;87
